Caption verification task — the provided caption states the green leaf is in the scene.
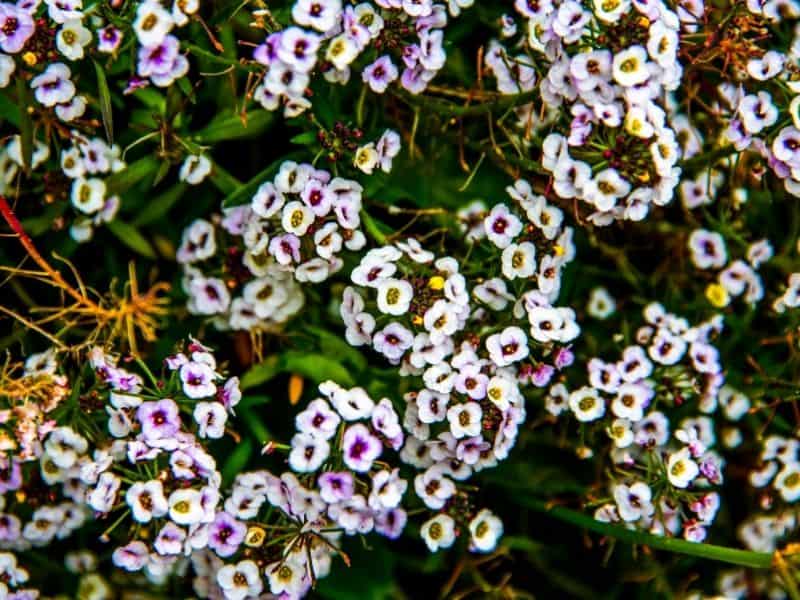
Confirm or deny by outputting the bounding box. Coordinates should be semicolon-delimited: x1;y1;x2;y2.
281;351;355;387
0;90;20;127
290;131;318;146
16;77;32;174
209;162;241;195
106;220;157;259
93;59;114;144
221;438;253;486
221;152;304;208
239;351;355;391
133;183;188;226
240;355;281;390
194;110;274;144
106;155;160;195
237;406;272;443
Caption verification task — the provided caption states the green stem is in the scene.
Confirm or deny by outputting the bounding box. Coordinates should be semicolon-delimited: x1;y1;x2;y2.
518;496;774;570
393;88;539;118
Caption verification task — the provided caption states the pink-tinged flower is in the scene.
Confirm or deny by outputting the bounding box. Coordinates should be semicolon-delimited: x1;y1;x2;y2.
371;398;403;450
486;326;529;367
123;76;150;95
301;180;334;217
342;423;382;472
137;399;181;441
219;377;241;413
253;31;281;65
112;541;149;571
373;322;414;362
318;471;354;503
0;3;34;54
552;346;573;370
269;233;302;265
154;521;186;555
87;472;121;513
193;401;227;439
208;511;246;558
179;361;217;399
0;458;21;492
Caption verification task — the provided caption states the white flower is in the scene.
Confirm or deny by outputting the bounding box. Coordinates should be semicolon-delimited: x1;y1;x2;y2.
775;464;800;503
281;201;314;236
134;0;174;47
288;432;330;473
265;558;305;596
420;514;456;551
613;482;654;522
71;177;106;214
484;204;522;249
610;383;652;422
468;509;503;552
446;402;482;438
354;143;379;174
376;278;414;315
0;53;14;88
126;480;168;523
193;401;227;438
501;242;536;280
218;560;263;600
568;386;605;422
326;34;359;70
179;154;212;184
612;45;650;87
31;63;76;107
56;20;91;60
667;448;699;489
168;488;205;525
486;326;529;367
587;287;615;319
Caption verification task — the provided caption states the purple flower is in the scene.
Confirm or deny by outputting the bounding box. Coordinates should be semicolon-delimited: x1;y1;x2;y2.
253;31;281;66
372;322;414;362
208;511;246;558
0;458;21;493
554;346;574;370
137;398;181;441
531;363;555;387
97;25;122;53
138;34;180;78
123;76;150;95
374;507;407;539
342;423;382;472
318;471;354;503
180;361;217;399
0;3;34;54
362;55;399;94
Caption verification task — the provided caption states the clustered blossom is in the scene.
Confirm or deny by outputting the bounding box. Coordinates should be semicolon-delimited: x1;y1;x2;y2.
185;380;501;598
688;229;771;308
341;178;577;534
546;303;727;542
178;146;401;330
486;1;686;224
252;0;468;116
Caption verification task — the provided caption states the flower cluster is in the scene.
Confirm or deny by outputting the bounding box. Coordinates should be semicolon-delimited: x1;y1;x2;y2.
485;0;686;224
251;0;468;116
545;303;727;542
688;229;772;308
